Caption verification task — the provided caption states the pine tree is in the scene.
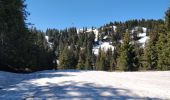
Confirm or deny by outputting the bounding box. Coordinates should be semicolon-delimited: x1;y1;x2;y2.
117;31;136;71
97;50;106;71
77;54;85;70
85;56;92;70
58;45;68;69
28;28;53;70
105;49;113;71
156;8;170;70
143;30;158;70
95;47;104;70
67;45;77;69
165;7;170;31
0;0;44;72
84;40;93;70
85;48;92;70
157;32;168;70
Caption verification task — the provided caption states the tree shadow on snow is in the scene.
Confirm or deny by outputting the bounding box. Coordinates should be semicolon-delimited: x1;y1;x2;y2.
0;70;75;90
0;80;163;100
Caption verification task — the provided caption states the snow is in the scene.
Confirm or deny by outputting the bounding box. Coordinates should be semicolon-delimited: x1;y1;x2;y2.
138;27;148;47
0;70;170;100
131;29;135;34
131;27;149;47
45;36;49;42
103;36;109;40
138;32;146;37
113;26;117;32
139;36;149;44
137;32;149;47
93;42;114;55
86;29;93;32
93;29;99;42
77;29;83;33
45;36;53;48
142;27;147;33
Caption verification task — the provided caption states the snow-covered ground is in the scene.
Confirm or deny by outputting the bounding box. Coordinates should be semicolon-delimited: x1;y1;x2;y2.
138;27;149;47
93;42;114;55
0;70;170;100
132;27;149;47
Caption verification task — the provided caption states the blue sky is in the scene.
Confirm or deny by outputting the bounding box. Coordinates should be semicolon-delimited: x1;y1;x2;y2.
26;0;169;31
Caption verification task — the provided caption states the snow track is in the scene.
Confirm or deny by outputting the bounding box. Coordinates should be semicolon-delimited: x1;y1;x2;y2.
0;70;170;100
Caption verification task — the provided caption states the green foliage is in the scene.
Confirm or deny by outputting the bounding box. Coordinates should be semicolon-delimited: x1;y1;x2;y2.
77;53;85;70
1;1;170;72
156;21;170;70
117;31;131;71
95;48;103;70
117;31;139;71
165;7;170;31
59;44;78;70
143;31;158;70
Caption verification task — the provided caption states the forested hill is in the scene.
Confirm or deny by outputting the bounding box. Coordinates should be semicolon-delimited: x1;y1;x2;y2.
44;19;165;71
0;0;170;72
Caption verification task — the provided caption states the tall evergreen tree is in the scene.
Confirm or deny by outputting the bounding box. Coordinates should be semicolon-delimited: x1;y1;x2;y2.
156;8;170;70
165;7;170;31
117;31;136;71
0;0;49;72
157;31;169;70
95;47;104;70
77;54;85;70
58;45;68;69
143;31;158;70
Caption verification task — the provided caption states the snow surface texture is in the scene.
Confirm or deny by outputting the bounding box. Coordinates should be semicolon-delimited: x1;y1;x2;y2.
0;70;170;100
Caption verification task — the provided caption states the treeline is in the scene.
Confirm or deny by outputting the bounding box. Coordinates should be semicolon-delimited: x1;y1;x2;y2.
46;18;168;71
0;0;170;72
0;0;54;72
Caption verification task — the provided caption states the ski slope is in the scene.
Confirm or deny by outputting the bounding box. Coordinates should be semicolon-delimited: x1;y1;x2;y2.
0;70;170;100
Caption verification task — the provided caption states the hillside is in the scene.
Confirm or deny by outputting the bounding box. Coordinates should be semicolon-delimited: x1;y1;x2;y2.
45;26;149;55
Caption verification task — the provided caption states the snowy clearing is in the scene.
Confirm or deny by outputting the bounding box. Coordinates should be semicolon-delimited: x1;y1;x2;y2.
0;70;170;100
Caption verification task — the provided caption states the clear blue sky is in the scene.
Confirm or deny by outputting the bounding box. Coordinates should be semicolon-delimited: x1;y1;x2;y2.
26;0;170;31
